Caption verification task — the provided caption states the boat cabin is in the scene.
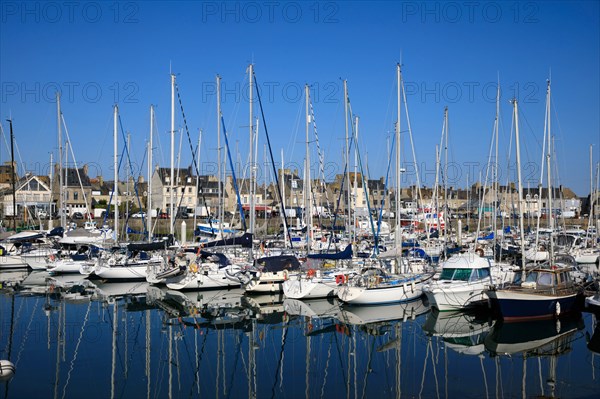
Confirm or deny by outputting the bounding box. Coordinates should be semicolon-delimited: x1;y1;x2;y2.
437;254;492;283
520;268;572;290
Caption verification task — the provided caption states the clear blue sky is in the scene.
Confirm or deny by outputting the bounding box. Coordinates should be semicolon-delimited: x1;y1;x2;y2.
1;1;598;196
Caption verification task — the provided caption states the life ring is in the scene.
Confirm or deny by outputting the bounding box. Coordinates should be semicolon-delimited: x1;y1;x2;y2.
336;274;345;285
189;262;199;273
307;269;316;278
475;248;484;257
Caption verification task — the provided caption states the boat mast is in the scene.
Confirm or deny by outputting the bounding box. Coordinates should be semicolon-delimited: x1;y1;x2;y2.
353;115;358;243
57;92;66;229
6;119;16;231
513;99;526;275
147;105;154;240
344;80;351;237
217;75;224;237
170;73;176;236
590;144;593;236
113;105;119;239
443;106;449;250
48;152;54;230
545;80;555;261
395;63;403;264
126;132;131;242
493;81;500;250
281;149;287;247
194;129;201;230
249;64;256;247
305;84;312;253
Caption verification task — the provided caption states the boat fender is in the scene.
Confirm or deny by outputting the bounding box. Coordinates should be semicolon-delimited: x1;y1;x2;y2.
189;263;199;274
283;269;289;280
411;280;415;293
0;360;15;381
336;274;345;285
555;301;561;317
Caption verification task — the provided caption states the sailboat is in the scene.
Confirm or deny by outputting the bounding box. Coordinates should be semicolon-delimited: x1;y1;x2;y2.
337;68;435;305
282;85;356;300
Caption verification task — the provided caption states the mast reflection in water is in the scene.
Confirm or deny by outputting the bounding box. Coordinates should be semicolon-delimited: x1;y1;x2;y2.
0;270;598;398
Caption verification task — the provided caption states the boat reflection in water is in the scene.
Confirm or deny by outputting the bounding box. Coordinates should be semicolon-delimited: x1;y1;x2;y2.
422;308;493;356
0;269;599;398
485;314;585;398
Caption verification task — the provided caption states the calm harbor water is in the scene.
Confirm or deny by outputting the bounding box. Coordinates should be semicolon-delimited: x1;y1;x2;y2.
0;270;599;399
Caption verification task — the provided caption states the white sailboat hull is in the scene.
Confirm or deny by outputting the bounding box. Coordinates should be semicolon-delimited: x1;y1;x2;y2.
94;262;152;280
283;276;338;299
166;267;242;290
338;274;432;305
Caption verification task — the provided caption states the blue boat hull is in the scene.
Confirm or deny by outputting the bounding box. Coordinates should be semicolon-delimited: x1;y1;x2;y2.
491;291;580;322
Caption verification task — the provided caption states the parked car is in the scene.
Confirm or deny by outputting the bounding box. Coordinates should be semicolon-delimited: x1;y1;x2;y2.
37;210;49;219
158;212;169;219
131;212;146;218
71;212;84;220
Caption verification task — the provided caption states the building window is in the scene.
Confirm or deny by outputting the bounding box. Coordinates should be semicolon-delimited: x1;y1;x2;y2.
74;192;79;200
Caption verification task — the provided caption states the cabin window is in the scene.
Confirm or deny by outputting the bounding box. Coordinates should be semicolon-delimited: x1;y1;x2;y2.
538;272;553;286
439;269;455;280
440;268;472;281
524;272;538;283
476;268;491;280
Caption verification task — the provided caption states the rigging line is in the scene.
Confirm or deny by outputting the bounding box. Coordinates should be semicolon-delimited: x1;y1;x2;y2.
327;142;353;252
175;83;215;233
102;145;128;229
221;116;247;231
376;131;396;247
253;71;294;247
309;98;333;219
118;115;148;237
401;80;426;231
61;114;93;223
346;99;378;251
475;106;501;248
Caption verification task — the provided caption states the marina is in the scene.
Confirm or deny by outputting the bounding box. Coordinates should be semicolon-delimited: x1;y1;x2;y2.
1;2;599;398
